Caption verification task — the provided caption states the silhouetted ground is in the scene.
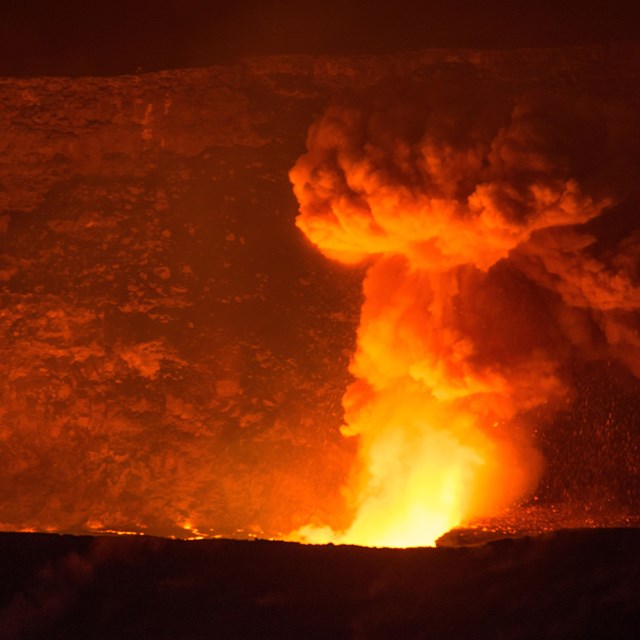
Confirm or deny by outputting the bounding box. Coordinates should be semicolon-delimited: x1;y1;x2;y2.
1;529;640;639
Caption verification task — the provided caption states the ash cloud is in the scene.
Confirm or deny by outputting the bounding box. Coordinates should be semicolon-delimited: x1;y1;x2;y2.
292;79;640;389
290;77;640;544
293;83;628;264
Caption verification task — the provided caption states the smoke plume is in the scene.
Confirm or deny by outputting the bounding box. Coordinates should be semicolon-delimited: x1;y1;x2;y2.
289;80;640;547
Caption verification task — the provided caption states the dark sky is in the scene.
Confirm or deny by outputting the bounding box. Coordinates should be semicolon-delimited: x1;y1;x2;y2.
0;0;639;76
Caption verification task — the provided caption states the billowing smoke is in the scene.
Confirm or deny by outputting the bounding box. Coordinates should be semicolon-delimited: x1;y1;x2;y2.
289;80;640;547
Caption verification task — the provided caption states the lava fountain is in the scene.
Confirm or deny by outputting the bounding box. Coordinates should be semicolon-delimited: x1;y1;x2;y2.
288;84;637;547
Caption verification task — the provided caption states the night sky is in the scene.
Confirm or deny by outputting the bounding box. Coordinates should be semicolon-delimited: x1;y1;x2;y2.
0;0;638;76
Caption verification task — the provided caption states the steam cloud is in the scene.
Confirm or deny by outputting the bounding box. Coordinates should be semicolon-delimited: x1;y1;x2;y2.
289;80;640;546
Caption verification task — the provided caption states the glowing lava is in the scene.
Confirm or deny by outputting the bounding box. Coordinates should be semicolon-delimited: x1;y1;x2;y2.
291;260;543;548
288;88;614;547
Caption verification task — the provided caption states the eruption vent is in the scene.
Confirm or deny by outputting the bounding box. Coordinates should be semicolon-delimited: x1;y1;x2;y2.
289;82;640;547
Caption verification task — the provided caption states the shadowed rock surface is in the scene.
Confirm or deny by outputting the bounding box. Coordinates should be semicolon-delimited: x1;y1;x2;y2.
1;530;640;639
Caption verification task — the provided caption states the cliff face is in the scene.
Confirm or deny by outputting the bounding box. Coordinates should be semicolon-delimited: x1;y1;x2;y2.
1;44;639;539
0;61;356;538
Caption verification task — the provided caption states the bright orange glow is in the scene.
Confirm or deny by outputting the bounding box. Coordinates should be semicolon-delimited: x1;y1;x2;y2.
291;263;543;548
288;91;612;547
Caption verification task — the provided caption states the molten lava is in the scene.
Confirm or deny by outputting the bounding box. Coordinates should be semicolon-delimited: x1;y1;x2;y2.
288;87;623;547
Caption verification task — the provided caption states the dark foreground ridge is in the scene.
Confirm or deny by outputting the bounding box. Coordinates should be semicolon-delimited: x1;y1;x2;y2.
1;528;640;639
